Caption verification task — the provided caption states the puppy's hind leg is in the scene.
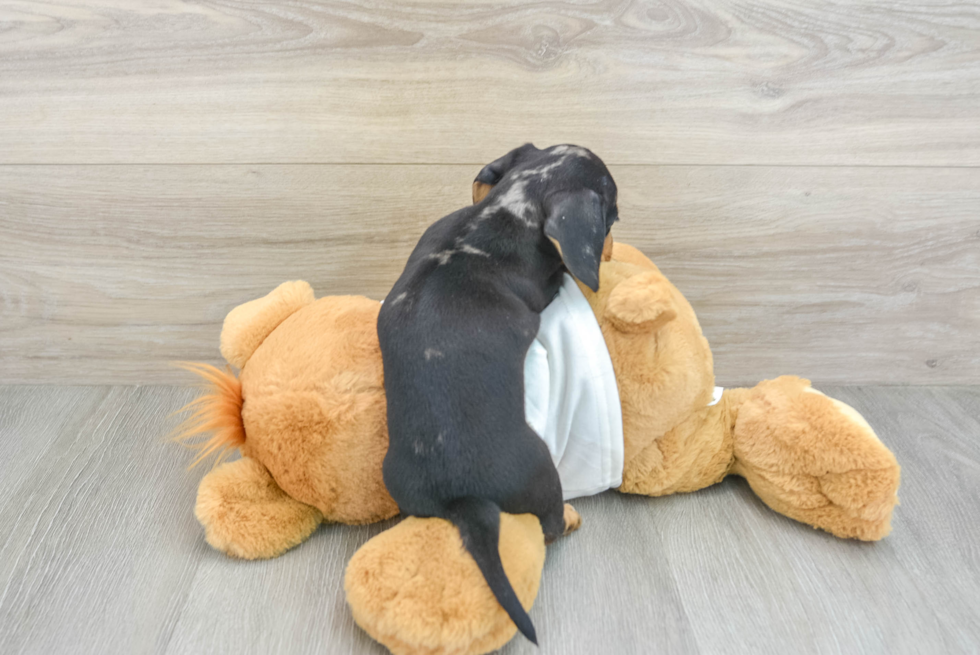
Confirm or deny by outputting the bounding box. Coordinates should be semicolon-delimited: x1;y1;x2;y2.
520;471;566;545
563;503;582;536
535;479;570;545
511;434;569;544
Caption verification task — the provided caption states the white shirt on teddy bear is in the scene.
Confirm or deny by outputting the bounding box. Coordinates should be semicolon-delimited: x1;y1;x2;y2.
524;274;625;500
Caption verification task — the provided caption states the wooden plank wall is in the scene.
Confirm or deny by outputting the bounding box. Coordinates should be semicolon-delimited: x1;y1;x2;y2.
1;0;978;384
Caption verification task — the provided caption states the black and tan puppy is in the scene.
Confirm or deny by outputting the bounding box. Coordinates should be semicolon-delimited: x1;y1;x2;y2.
377;144;618;644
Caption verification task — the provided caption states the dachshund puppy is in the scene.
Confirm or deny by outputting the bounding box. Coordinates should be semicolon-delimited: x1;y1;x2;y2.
377;144;618;644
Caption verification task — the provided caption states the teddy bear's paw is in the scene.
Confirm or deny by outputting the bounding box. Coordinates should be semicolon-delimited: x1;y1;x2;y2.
563;503;582;536
220;280;315;368
803;387;900;534
345;514;546;655
195;456;323;559
741;466;898;541
733;376;900;541
818;467;900;524
605;271;677;334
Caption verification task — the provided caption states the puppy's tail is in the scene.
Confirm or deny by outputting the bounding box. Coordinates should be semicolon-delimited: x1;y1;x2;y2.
445;497;537;645
170;362;246;468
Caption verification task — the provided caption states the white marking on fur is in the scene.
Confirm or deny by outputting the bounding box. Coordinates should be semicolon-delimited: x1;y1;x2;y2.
479;180;536;226
429;243;490;265
459;244;489;257
424;348;444;360
497;181;534;225
516;164;548;180
551;145;591;158
428;250;453;265
515;155;568;181
390;292;407;304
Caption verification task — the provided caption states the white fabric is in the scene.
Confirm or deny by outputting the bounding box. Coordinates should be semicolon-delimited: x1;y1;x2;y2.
524;274;625;500
708;386;724;407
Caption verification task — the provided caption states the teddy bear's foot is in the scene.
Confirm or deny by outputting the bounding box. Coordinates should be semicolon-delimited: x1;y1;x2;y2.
220;280;315;368
195;456;323;559
731;376;900;541
563;503;582;535
345;513;546;655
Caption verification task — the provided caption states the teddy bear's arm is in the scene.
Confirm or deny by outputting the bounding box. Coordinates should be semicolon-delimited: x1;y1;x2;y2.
195;456;323;559
605;271;677;334
220;280;315;368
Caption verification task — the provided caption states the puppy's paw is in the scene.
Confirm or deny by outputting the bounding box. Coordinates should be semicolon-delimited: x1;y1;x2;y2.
563;503;582;536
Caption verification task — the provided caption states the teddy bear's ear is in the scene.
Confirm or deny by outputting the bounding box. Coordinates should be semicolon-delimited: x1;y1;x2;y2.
605;272;677;333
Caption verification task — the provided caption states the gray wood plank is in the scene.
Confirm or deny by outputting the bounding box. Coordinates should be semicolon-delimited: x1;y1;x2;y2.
2;165;977;385
1;385;979;655
163;521;393;655
2;1;979;165
0;386;105;503
0;385;204;655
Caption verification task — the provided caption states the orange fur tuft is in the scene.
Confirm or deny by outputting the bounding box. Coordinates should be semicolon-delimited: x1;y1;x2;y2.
171;362;246;469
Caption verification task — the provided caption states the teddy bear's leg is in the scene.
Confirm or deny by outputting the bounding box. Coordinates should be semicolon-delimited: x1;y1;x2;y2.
220;280;315;368
730;376;900;541
195;456;323;559
345;514;546;655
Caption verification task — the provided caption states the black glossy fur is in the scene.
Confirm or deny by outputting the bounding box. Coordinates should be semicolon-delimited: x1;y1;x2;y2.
377;144;619;644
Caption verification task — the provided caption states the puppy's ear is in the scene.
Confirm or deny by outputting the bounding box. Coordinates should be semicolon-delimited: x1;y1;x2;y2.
472;180;494;204
473;143;538;204
543;189;608;292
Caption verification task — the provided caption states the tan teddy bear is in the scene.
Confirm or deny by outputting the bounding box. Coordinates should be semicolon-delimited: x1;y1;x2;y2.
176;243;899;655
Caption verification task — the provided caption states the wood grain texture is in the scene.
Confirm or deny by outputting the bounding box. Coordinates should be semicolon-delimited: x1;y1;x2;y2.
0;386;204;654
1;0;979;165
1;164;977;384
1;385;978;654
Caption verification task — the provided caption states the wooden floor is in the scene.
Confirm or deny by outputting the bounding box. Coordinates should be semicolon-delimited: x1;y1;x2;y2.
1;384;978;655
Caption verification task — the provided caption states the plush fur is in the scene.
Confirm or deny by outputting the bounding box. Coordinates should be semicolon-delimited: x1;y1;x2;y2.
237;294;397;524
175;242;900;655
195;456;322;559
180;292;398;526
220;280;315;368
173;362;245;468
345;513;545;655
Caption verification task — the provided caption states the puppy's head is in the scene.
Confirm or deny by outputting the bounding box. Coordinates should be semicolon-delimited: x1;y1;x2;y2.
473;143;618;292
